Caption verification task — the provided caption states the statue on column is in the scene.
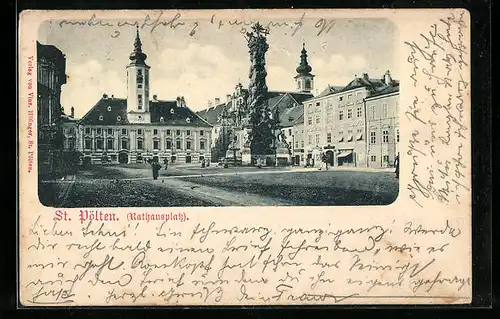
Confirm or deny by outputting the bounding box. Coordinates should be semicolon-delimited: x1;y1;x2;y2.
243;22;275;159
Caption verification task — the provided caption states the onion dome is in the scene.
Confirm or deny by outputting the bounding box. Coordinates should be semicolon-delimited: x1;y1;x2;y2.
296;43;312;75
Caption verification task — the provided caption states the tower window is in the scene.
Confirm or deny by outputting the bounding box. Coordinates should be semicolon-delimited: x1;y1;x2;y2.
138;94;143;110
305;79;312;89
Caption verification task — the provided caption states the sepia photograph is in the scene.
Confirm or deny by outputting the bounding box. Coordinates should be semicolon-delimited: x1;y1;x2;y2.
37;16;400;207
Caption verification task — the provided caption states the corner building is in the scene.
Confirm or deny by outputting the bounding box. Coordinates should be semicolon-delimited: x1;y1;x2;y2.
78;28;212;165
303;71;399;168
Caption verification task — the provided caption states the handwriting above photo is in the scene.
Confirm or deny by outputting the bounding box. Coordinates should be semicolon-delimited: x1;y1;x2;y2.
18;9;472;306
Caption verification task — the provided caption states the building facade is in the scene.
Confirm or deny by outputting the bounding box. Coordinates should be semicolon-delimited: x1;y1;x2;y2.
365;86;400;168
37;41;67;177
303;71;399;168
77;28;212;165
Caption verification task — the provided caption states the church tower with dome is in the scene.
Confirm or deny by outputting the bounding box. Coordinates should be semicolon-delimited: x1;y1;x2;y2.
294;43;314;93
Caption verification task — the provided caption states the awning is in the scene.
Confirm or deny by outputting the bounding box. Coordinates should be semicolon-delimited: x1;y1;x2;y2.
337;150;353;158
347;135;353;142
356;133;363;140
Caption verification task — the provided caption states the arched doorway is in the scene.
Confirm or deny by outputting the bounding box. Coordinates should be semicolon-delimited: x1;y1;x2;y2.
325;150;334;166
118;152;129;164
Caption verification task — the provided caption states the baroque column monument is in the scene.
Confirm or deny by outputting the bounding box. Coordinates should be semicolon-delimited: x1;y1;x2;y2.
243;23;278;165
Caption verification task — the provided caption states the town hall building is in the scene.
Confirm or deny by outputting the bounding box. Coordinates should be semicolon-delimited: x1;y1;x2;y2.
77;28;212;165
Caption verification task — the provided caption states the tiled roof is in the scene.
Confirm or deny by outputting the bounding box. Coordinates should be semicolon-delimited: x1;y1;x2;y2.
79;97;212;127
271;93;312;128
366;81;400;99
196;91;311;125
304;76;399;102
196;103;227;125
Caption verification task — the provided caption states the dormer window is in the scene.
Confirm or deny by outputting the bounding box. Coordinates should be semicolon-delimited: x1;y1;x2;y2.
160;116;164;123
107;106;112;112
186;117;191;123
117;115;121;121
99;115;103;121
170;108;174;114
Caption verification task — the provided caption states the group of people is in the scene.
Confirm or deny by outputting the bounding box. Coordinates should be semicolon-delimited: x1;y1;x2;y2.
148;157;209;180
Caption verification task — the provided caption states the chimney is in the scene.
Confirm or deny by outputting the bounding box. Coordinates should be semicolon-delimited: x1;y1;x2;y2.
207;100;213;108
176;96;181;107
102;93;108;99
153;94;158;101
362;73;369;80
111;94;114;99
384;70;392;86
70;106;75;118
226;94;232;103
181;96;186;107
214;97;220;105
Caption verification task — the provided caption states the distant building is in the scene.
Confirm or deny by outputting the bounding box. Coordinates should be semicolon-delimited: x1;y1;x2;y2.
77;28;212;165
303;71;399;168
37;41;67;177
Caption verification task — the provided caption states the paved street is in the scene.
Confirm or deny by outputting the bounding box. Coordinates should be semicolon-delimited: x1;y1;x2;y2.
39;163;399;207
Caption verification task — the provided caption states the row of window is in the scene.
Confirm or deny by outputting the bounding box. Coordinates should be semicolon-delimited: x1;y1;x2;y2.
307;107;364;124
305;129;400;145
84;127;206;136
306;102;398;126
84;138;206;151
308;92;364;108
370;155;391;163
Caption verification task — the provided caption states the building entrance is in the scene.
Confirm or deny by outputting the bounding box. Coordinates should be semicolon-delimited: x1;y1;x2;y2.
325;150;334;166
118;152;128;164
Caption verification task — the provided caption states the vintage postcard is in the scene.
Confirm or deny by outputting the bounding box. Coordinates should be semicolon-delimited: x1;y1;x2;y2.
18;9;471;306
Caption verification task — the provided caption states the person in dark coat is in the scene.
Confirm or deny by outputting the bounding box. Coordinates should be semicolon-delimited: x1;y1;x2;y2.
151;161;161;180
163;158;168;171
394;153;400;179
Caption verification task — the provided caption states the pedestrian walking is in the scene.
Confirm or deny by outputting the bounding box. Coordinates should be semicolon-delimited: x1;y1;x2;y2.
394;152;400;179
321;153;329;171
163;157;168;171
151;160;162;180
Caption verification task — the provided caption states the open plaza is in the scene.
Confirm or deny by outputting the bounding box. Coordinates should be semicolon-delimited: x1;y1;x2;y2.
39;163;399;207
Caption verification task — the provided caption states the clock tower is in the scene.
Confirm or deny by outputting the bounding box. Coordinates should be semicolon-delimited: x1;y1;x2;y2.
127;27;151;123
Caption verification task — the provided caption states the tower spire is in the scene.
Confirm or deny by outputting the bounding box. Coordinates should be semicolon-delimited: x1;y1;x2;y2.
129;26;147;65
296;42;312;75
294;43;314;93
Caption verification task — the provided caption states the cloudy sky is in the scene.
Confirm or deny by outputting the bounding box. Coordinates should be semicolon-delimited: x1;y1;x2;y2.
38;14;398;117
